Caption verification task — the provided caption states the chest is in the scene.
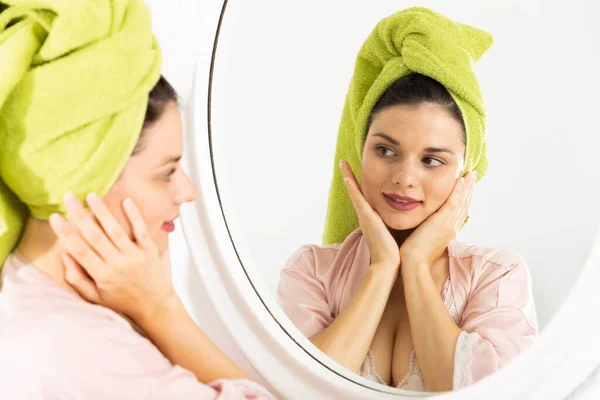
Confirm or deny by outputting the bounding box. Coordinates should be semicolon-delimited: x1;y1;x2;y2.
368;269;452;387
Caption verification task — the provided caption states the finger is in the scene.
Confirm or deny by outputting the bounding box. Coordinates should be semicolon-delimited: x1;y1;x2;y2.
445;175;466;210
339;160;374;218
454;173;476;227
122;198;157;253
62;253;102;303
50;213;107;279
339;159;361;190
63;193;121;262
461;172;476;210
455;172;472;209
85;192;135;252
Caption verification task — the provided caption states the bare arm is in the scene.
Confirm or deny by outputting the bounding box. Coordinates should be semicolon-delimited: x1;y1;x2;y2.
138;292;249;382
398;171;476;391
308;160;401;372
402;262;461;391
309;263;397;373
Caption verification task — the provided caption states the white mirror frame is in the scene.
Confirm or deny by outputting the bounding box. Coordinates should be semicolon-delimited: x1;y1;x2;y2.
176;0;600;398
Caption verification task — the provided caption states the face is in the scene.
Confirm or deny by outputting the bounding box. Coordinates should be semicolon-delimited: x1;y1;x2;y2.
103;102;198;254
360;103;465;231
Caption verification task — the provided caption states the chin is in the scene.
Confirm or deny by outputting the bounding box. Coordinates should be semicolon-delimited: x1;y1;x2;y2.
380;212;424;232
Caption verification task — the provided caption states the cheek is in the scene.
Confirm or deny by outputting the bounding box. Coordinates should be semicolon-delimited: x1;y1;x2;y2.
138;202;170;254
103;181;160;240
359;157;380;205
136;201;164;231
103;172;174;255
425;171;457;205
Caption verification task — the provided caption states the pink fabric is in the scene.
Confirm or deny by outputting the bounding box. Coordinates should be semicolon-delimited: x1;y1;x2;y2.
0;252;275;400
277;229;539;389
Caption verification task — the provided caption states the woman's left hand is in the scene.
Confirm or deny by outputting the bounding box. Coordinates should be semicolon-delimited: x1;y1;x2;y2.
399;171;476;268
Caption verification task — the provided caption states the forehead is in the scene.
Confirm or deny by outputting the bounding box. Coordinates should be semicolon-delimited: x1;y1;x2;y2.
368;103;464;145
138;102;183;159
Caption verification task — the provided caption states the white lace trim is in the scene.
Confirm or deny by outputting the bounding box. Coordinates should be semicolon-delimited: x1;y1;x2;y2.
359;349;386;385
359;278;460;391
453;330;480;389
397;350;424;390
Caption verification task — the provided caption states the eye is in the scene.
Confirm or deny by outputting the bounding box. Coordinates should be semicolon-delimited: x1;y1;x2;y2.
162;168;176;181
376;145;395;157
423;156;445;167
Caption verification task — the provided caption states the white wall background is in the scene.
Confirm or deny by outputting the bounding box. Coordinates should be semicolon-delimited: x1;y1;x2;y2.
214;0;600;331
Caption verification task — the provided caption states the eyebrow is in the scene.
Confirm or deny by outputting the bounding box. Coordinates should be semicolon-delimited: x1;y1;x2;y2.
424;147;454;155
372;133;454;155
158;155;182;167
372;133;399;145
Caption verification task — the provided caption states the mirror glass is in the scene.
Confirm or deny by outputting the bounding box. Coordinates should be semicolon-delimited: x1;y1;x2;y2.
211;0;600;393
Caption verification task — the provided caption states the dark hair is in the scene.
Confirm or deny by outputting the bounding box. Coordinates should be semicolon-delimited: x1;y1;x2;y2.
132;75;179;155
367;73;466;144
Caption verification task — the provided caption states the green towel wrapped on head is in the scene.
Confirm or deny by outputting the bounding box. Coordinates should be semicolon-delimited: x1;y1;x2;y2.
323;7;493;245
0;0;162;267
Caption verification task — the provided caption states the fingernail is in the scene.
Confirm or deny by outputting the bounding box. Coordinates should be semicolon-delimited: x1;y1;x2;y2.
49;213;64;230
123;197;133;207
63;192;75;204
86;192;99;203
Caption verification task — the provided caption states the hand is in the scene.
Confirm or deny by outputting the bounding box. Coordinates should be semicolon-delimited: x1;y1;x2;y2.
339;159;400;269
399;171;477;268
49;193;176;324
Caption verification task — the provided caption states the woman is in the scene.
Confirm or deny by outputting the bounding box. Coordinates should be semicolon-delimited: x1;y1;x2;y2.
0;1;273;398
277;8;538;392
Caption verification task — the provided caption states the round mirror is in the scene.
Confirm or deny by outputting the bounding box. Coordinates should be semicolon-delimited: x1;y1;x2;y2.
201;0;600;396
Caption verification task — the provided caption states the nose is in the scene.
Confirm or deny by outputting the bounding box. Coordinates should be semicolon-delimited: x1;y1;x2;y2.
391;158;419;189
175;170;198;205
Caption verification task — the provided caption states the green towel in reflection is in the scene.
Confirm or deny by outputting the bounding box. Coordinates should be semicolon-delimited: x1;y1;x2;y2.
323;7;493;244
0;0;162;267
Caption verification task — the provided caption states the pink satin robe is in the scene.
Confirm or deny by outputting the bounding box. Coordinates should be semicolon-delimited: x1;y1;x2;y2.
277;229;538;391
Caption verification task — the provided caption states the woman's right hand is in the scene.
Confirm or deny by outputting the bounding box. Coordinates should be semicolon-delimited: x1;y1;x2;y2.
51;194;256;385
49;193;176;324
339;159;400;270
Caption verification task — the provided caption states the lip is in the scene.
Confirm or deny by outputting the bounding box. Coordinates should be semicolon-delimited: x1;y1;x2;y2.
382;193;422;212
162;215;179;233
383;193;420;202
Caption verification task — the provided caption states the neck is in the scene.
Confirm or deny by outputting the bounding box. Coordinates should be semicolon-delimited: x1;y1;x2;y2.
15;217;80;297
389;227;415;248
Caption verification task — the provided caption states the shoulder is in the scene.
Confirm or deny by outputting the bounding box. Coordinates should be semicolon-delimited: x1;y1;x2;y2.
1;282;165;367
450;240;532;293
2;300;196;397
450;240;535;310
450;240;527;272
